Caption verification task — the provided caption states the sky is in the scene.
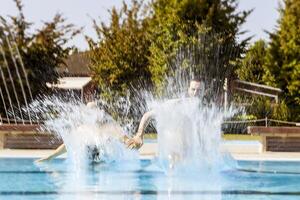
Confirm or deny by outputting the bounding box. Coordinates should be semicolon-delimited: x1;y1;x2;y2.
0;0;281;50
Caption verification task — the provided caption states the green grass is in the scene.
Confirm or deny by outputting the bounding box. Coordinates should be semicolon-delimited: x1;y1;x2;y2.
144;133;260;141
144;133;157;139
222;134;260;141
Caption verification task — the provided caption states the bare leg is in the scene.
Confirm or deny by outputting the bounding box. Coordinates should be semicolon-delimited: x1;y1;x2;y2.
35;144;66;162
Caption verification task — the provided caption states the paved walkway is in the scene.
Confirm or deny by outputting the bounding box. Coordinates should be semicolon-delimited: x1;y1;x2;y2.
1;141;300;161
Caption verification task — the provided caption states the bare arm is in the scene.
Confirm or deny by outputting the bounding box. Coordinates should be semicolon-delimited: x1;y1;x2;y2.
127;110;155;149
136;110;155;138
35;144;67;162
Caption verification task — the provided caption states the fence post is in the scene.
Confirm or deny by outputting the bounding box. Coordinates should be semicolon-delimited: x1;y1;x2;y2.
223;78;228;111
265;117;268;127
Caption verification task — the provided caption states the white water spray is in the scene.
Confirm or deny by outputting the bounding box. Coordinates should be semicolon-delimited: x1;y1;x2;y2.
33;96;138;167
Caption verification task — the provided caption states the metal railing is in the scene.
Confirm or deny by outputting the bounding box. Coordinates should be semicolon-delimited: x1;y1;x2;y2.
233;80;282;103
222;118;300;134
0;117;39;125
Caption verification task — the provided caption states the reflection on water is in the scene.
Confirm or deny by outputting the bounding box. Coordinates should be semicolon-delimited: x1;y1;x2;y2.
39;159;222;200
25;159;300;200
0;159;299;199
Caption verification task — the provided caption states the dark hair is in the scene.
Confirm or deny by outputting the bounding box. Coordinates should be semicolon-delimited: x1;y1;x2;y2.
191;75;203;83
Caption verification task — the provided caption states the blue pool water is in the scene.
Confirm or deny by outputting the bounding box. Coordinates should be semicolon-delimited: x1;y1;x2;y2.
1;158;300;200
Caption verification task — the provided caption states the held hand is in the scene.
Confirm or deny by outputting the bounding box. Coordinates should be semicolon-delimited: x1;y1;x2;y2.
126;135;143;149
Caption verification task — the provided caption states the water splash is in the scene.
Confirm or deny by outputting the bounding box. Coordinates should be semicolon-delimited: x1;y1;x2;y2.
147;95;236;174
32;95;138;167
138;36;240;174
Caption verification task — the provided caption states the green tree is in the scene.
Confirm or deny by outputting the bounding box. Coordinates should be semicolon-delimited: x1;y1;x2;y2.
24;14;80;96
264;0;300;121
87;1;152;127
148;0;251;92
88;1;152;97
0;0;79;120
235;40;290;121
237;40;267;84
248;97;289;121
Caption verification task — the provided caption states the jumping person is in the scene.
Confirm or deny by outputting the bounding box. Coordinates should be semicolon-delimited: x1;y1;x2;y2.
36;102;130;162
127;78;202;149
126;78;203;169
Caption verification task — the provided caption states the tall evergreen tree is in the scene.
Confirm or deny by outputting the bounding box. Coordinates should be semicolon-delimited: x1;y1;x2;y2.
237;40;267;84
264;0;300;120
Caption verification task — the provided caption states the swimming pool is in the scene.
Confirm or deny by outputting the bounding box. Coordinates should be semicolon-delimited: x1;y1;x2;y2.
1;158;300;200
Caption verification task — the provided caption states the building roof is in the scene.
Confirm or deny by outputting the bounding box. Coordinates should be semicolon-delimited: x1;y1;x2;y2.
58;52;91;76
46;77;92;90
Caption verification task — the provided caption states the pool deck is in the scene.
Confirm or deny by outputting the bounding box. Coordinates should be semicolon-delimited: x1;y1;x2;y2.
1;141;300;161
